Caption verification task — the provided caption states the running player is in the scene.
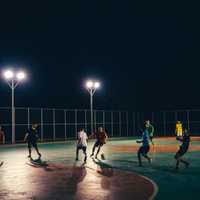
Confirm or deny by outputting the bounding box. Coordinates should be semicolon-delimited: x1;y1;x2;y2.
175;121;183;140
145;120;154;144
24;123;42;159
136;126;153;167
76;128;88;163
174;128;190;170
90;127;108;159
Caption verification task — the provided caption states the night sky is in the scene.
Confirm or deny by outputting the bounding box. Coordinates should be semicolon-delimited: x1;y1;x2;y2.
0;2;199;111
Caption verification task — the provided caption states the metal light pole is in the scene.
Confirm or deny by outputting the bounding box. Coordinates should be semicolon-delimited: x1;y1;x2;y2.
3;70;26;144
86;80;100;134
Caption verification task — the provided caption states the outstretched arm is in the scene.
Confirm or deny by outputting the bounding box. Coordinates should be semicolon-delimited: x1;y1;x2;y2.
88;132;95;139
24;133;28;142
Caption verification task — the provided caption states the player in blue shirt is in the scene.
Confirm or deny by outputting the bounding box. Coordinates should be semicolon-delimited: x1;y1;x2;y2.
136;126;153;167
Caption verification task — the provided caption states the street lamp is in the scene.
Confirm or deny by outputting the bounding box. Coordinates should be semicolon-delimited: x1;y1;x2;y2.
3;69;27;144
86;80;101;134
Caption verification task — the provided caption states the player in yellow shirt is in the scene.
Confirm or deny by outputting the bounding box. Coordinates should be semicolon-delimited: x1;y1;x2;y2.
175;121;183;140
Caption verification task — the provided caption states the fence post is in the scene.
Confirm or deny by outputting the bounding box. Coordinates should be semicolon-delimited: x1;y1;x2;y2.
84;110;87;132
75;109;77;139
111;111;114;137
27;107;30;129
163;111;166;136
103;110;105;129
94;110;97;132
151;112;154;123
53;109;56;141
133;112;136;135
40;108;44;142
119;111;122;137
126;111;129;136
187;110;190;131
175;111;178;121
64;110;67;141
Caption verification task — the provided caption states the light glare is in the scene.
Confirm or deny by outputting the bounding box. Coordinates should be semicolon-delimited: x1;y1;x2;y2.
94;82;100;88
16;72;26;80
86;81;94;88
4;70;14;79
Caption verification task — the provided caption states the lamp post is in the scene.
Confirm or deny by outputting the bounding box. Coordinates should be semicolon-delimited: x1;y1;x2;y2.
86;80;100;134
3;69;26;144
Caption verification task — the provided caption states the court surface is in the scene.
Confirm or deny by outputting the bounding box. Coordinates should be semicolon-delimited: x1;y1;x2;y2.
0;137;200;200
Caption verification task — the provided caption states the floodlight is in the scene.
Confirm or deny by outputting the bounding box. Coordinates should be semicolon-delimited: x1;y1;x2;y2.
4;70;14;79
94;82;100;89
16;71;26;80
86;81;94;89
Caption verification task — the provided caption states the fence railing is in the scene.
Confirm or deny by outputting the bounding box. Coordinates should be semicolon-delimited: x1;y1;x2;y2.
0;107;200;143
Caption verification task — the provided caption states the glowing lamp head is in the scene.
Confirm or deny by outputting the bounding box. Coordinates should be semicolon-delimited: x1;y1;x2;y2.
86;81;94;89
94;82;100;89
16;72;26;80
4;70;14;80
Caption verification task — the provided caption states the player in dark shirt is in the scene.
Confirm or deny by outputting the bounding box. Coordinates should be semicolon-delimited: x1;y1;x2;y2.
24;123;41;159
174;129;190;170
90;127;108;159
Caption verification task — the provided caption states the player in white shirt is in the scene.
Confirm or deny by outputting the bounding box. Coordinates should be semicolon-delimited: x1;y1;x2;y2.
76;128;88;162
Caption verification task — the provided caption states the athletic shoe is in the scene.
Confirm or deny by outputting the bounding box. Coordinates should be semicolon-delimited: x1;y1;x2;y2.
148;158;152;164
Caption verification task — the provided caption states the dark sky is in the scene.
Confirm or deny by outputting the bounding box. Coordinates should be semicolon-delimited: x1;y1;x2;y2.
0;1;199;111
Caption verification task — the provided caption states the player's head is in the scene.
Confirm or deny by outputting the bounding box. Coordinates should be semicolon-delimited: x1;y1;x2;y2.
99;127;103;132
145;120;150;125
177;121;181;124
32;123;39;129
80;128;84;132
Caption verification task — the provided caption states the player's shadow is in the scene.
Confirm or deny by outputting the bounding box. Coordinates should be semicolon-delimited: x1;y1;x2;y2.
65;163;87;194
110;159;138;165
92;158;114;190
28;159;66;172
92;158;114;177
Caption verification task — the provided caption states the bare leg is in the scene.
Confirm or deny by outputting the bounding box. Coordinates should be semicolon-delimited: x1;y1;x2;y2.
143;154;152;164
176;159;180;170
180;158;189;167
91;144;96;157
28;148;32;158
95;146;101;159
137;152;142;166
76;147;79;161
34;146;41;158
83;148;87;162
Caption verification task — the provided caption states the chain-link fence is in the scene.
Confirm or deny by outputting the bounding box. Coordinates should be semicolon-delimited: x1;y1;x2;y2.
0;107;130;143
0;107;200;143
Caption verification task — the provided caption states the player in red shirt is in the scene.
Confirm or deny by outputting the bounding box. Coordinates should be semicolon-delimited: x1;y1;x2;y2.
90;127;108;159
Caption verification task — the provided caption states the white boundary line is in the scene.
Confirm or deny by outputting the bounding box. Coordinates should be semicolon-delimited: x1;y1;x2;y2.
86;164;159;200
139;174;159;200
